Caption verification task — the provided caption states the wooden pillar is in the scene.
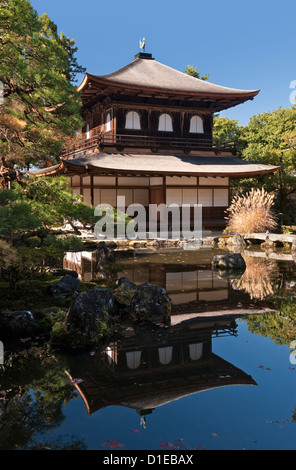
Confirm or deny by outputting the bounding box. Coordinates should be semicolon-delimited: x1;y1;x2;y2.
91;175;94;207
79;176;83;199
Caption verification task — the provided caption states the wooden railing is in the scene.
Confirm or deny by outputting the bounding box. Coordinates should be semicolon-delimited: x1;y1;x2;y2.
61;128;236;159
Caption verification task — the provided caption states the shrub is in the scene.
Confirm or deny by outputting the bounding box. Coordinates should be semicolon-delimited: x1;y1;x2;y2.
226;188;278;234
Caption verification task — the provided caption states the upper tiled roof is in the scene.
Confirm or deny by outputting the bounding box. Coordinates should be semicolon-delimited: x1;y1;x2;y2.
78;55;259;101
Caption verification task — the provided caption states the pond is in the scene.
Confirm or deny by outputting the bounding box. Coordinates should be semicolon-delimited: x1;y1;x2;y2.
1;246;296;451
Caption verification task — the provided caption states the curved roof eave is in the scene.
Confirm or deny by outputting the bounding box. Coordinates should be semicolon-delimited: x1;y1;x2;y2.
31;154;279;180
78;72;260;101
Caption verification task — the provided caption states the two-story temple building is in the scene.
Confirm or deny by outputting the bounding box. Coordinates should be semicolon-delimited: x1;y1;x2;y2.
32;51;279;233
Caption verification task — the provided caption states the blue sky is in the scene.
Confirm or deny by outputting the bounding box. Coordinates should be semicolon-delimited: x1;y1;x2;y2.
31;0;295;126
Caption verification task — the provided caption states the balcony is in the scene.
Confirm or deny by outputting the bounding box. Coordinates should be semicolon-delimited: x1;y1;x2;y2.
61;127;237;159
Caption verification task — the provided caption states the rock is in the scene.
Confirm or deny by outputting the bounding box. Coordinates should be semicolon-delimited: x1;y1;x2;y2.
116;276;137;292
115;277;138;307
50;275;80;298
101;241;118;250
94;241;117;280
96;241;117;258
0;310;36;336
227;234;246;247
43;307;68;315
66;287;117;337
130;283;171;324
51;268;78;278
217;237;228;247
261;237;276;250
128;240;148;249
202;237;218;247
147;239;161;247
181;239;202;250
212;253;246;271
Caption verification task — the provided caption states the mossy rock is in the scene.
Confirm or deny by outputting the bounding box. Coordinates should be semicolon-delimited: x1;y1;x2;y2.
129;283;171;324
50;309;110;349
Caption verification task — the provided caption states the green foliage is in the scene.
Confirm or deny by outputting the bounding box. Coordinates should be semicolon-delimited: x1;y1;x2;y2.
0;239;17;268
242;107;296;163
0;188;41;242
50;310;110;348
19;175;95;230
0;175;133;289
0;175;95;288
184;65;210;81
245;301;296;347
214;107;296;219
240;107;296;215
0;176;94;242
0;0;85;168
0;246;46;288
213;115;245;153
94;204;134;239
0;343;86;450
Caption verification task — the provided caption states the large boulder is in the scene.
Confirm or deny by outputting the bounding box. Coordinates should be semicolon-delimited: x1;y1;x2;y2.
50;275;80;298
0;310;36;336
66;286;117;337
116;276;137;292
129;283;171;324
212;253;246;271
114;277;138;308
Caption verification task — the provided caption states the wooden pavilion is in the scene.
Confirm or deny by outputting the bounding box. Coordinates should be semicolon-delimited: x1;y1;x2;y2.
31;51;279;231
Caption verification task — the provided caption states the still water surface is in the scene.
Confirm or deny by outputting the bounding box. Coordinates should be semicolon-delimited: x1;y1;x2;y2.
1;247;296;450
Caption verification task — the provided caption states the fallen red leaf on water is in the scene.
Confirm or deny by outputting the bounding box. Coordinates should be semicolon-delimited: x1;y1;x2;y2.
103;440;124;449
210;433;219;437
159;439;183;449
132;429;141;434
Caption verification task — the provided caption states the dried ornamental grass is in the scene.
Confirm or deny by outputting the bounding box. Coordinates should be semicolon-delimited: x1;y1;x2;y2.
226;188;277;234
232;255;279;300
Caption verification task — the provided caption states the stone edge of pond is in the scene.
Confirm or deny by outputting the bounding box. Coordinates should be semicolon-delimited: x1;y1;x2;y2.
84;232;296;251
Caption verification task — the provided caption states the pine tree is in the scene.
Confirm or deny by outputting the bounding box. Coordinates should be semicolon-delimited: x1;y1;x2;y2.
0;0;85;184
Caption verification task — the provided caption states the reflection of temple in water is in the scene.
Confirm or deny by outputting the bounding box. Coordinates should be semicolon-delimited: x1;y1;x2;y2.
63;249;272;315
64;249;233;305
63;249;266;419
66;320;257;417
